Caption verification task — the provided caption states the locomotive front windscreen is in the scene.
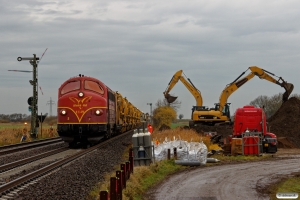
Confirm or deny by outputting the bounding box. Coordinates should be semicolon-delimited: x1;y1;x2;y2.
84;80;104;94
61;80;80;94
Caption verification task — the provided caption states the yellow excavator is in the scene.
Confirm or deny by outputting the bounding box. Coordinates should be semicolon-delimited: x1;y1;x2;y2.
190;66;294;126
165;67;294;127
163;69;207;114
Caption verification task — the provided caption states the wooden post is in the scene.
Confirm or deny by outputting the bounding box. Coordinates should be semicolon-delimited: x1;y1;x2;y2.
121;164;127;180
173;148;177;159
99;191;109;200
116;170;123;191
110;177;118;200
125;161;130;179
115;173;122;200
129;156;134;174
167;149;170;160
121;170;126;189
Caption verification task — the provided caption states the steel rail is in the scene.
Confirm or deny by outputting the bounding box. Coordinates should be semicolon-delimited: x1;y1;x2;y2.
0;147;69;173
0;130;133;196
0;137;63;156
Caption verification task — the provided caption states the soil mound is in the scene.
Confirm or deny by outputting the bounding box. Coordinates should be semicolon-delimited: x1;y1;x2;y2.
277;137;297;149
159;124;171;131
193;124;233;140
268;97;300;148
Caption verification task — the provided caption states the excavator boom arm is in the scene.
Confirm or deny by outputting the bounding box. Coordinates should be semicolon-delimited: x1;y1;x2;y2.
164;70;203;106
218;66;294;112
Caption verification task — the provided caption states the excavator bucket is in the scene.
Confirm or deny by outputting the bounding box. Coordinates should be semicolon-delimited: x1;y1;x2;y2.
282;82;294;102
165;93;178;103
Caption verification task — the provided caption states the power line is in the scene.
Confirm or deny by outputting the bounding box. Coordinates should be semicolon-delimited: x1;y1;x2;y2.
46;97;56;116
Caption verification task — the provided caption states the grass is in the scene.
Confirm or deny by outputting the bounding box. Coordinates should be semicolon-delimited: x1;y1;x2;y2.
269;175;300;200
122;159;185;200
89;128;275;200
0;122;58;146
170;120;189;129
151;128;211;148
88;158;186;200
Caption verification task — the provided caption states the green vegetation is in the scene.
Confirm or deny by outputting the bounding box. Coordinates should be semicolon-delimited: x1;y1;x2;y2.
122;159;185;200
170;120;189;129
269;176;300;200
152;106;177;129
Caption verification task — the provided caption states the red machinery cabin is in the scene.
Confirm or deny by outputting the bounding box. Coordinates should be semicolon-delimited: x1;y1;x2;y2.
233;105;267;137
57;75;117;145
233;105;277;154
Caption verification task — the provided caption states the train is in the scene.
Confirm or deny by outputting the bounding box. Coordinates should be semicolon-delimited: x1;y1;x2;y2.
57;74;145;147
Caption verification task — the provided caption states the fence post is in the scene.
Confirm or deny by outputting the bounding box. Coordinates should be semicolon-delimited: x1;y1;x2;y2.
115;172;122;200
120;168;126;189
125;161;130;179
110;177;118;200
129;156;134;174
174;148;177;159
167;149;170;160
99;190;109;200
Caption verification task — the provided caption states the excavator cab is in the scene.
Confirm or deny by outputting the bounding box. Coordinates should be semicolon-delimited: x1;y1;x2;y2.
214;103;231;119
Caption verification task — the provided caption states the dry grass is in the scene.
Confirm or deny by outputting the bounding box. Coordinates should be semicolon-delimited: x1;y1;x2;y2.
89;128;223;200
151;128;222;151
0;122;58;146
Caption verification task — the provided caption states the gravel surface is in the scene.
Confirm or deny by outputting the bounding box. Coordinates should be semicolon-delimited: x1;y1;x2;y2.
15;133;132;200
0;142;67;165
146;151;300;200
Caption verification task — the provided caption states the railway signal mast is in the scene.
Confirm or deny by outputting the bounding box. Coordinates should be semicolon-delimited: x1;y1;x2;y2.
17;54;39;138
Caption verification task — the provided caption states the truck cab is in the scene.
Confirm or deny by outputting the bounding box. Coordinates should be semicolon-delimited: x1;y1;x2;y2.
233;105;277;153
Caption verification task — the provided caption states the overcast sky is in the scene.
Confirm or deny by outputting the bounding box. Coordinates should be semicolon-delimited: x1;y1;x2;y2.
1;0;299;119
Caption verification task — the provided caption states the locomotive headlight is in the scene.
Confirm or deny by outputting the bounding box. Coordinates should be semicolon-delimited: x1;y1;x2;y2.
95;109;103;116
60;109;67;115
78;92;84;97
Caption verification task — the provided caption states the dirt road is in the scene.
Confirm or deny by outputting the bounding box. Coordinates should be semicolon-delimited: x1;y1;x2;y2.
148;154;300;200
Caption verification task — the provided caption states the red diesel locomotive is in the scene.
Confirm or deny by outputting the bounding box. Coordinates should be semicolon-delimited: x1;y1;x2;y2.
57;74;144;147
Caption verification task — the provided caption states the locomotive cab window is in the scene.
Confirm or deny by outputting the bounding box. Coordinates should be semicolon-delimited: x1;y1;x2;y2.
61;80;80;95
85;80;104;94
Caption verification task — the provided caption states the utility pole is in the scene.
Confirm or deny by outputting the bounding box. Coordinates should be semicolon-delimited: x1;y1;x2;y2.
47;97;56;116
17;55;39;138
147;103;152;123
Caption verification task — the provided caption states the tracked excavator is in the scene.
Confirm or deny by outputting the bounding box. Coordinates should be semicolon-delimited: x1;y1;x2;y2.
191;66;294;127
165;66;294;128
163;70;207;123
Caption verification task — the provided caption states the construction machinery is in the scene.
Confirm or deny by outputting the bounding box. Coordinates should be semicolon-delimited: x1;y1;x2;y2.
164;69;208;113
164;70;203;107
211;105;278;155
190;66;294;127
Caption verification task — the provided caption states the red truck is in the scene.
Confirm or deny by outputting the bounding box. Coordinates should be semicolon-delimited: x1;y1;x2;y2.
231;105;277;154
210;105;278;155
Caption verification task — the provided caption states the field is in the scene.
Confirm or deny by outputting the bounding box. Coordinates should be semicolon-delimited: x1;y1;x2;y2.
0;122;57;146
170;119;189;129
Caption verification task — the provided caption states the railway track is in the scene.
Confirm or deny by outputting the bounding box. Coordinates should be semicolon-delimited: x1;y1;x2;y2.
0;130;133;198
0;137;63;156
0;147;69;173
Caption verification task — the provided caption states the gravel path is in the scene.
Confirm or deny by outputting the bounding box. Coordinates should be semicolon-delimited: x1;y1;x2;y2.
147;155;300;200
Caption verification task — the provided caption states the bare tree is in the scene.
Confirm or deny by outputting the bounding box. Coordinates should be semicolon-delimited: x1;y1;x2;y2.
249;93;300;119
155;98;181;112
